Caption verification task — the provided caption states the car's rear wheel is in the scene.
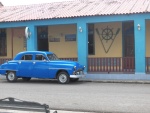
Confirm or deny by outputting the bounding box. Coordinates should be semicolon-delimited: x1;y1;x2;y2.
6;71;17;82
22;77;31;82
70;78;79;82
57;71;70;84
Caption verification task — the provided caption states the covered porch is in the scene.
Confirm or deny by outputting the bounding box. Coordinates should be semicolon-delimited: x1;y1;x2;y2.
1;57;150;74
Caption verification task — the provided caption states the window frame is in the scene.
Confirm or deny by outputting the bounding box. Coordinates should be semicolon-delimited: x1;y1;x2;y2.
21;54;33;60
35;54;47;61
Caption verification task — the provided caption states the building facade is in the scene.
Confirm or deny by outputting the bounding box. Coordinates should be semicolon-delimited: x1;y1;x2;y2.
0;0;150;80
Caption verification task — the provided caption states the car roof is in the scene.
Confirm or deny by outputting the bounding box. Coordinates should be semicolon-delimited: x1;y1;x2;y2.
13;51;54;60
18;51;53;54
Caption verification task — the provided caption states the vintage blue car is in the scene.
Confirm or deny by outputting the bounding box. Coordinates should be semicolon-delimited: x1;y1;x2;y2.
0;51;85;84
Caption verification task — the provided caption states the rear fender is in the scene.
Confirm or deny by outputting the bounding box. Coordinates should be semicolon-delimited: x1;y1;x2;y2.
0;63;19;75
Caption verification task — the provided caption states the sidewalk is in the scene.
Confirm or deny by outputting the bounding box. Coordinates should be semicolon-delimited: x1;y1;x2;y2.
80;73;150;84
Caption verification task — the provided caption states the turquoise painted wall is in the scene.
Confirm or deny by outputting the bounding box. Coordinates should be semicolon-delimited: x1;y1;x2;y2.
134;18;146;74
27;25;37;51
77;22;88;72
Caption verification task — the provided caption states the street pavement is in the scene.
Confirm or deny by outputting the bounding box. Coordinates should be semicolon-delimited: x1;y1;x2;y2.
1;75;150;113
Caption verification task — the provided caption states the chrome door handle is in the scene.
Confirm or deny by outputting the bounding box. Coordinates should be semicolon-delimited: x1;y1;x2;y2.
33;62;36;64
18;61;21;64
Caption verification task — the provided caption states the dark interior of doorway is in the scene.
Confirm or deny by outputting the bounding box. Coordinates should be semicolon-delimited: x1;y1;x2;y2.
37;26;48;51
122;21;135;69
88;24;95;55
123;21;135;57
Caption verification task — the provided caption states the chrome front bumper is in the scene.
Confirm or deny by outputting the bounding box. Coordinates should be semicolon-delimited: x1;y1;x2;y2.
70;70;85;78
70;74;86;78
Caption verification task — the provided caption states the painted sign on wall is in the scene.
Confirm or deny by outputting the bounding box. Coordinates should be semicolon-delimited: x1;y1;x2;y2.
96;26;120;53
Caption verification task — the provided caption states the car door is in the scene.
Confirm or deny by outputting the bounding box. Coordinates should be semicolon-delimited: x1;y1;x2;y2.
18;54;34;77
32;54;50;78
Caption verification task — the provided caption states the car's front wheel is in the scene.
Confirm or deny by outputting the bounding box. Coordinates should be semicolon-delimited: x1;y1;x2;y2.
6;71;18;82
57;71;70;84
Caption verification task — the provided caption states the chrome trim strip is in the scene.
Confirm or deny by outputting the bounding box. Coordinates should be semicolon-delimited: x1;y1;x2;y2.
0;69;18;71
48;68;72;70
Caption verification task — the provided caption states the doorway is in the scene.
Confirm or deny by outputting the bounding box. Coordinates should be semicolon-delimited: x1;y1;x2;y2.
88;24;95;55
37;26;48;51
123;21;135;70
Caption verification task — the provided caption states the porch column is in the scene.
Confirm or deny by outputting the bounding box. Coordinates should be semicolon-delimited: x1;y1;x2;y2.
134;19;146;74
77;22;88;72
27;25;37;51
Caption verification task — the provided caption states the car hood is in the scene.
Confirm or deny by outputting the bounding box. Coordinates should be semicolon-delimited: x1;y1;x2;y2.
49;60;84;69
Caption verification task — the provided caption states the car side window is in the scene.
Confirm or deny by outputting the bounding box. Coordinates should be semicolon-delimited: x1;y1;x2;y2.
35;55;46;61
21;55;33;60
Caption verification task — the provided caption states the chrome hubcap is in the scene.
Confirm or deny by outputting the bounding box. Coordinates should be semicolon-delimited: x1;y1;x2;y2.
59;74;67;83
8;72;15;81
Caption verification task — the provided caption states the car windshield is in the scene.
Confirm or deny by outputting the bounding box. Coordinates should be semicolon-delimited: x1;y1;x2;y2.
47;54;59;60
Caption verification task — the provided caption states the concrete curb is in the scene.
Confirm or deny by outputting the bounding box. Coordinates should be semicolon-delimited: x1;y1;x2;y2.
80;79;150;84
0;109;93;113
51;110;94;113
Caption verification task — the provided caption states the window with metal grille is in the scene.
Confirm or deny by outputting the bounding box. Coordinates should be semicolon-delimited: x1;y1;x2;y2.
0;29;7;56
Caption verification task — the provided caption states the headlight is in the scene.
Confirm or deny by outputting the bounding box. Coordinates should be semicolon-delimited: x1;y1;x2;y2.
83;66;85;69
74;66;76;70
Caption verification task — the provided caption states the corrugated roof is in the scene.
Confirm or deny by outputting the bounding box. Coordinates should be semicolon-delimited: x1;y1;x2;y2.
0;0;150;22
